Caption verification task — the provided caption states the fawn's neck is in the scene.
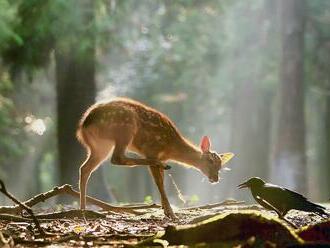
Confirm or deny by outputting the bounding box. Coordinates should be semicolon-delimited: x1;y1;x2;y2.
170;138;203;168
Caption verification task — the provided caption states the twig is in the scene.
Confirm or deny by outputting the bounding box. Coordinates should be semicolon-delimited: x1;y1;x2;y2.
0;184;144;215
0;179;45;236
117;203;161;209
61;185;140;214
13;233;78;246
0;206;19;215
0;184;76;214
24;184;70;208
0;214;31;222
0;183;164;219
183;200;245;210
35;209;106;219
168;173;186;205
83;233;154;241
23;184;121;212
13;238;51;246
0;185;77;214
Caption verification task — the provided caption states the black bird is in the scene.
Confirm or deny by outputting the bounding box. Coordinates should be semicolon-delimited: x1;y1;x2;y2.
238;177;329;218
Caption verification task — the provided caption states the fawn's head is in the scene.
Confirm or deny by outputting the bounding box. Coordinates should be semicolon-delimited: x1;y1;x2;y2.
198;136;233;183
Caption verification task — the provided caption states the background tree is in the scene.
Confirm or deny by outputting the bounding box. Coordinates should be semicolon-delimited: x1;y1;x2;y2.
305;0;330;199
221;0;278;198
54;0;108;199
1;0;109;200
271;0;307;192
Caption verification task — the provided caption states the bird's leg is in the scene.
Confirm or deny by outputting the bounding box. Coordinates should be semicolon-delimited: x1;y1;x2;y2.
276;211;283;218
255;196;297;227
273;209;297;229
280;216;298;229
277;210;287;219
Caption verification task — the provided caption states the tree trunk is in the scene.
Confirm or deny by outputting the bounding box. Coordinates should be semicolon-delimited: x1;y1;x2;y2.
228;80;272;198
322;96;330;197
271;0;306;193
224;0;275;198
55;0;109;202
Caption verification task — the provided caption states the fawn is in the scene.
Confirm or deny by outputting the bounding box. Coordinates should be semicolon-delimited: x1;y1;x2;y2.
76;98;234;218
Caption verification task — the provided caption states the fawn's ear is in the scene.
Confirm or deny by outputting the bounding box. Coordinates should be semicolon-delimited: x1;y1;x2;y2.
219;153;235;167
200;136;211;153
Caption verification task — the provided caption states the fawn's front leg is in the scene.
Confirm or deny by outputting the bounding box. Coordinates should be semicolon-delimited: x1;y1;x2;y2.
149;166;176;219
111;154;170;170
110;134;170;170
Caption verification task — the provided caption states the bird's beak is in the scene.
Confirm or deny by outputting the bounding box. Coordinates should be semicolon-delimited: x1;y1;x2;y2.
238;182;248;189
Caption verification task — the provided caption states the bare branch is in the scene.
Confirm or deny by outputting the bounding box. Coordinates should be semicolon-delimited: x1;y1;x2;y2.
0;179;45;235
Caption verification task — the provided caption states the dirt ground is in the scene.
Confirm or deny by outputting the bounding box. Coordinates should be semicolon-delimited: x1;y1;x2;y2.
0;200;328;247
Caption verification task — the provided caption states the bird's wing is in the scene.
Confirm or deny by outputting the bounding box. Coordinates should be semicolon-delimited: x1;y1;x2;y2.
264;183;307;199
281;187;308;202
256;184;292;211
255;195;281;214
280;188;327;214
260;184;326;212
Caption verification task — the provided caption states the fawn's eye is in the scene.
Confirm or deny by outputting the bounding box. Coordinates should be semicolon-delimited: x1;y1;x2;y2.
207;155;216;163
209;153;218;160
207;157;213;162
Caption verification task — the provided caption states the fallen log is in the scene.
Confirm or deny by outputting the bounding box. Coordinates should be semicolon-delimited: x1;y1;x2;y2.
297;219;330;244
138;211;303;247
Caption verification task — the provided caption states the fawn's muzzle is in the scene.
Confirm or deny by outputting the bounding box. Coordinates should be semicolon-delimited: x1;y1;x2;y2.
209;176;219;183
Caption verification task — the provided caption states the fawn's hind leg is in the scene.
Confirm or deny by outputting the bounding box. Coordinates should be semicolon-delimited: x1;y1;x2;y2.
79;141;112;210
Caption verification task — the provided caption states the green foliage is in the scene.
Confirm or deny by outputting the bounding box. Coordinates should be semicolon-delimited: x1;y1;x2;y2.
0;71;12;92
39;152;56;191
0;71;26;177
188;194;200;206
0;0;20;51
2;0;54;72
1;0;97;76
144;195;153;204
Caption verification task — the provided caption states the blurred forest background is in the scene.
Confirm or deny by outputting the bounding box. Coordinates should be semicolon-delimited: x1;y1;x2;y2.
0;0;329;207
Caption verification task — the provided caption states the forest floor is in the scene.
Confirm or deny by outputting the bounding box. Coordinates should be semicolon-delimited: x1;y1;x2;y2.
0;198;329;247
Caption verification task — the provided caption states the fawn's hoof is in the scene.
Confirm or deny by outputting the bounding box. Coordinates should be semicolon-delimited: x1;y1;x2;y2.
164;207;177;220
164;164;171;170
165;211;178;220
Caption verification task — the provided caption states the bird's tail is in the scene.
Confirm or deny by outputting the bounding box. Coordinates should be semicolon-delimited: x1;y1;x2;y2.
303;201;329;219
